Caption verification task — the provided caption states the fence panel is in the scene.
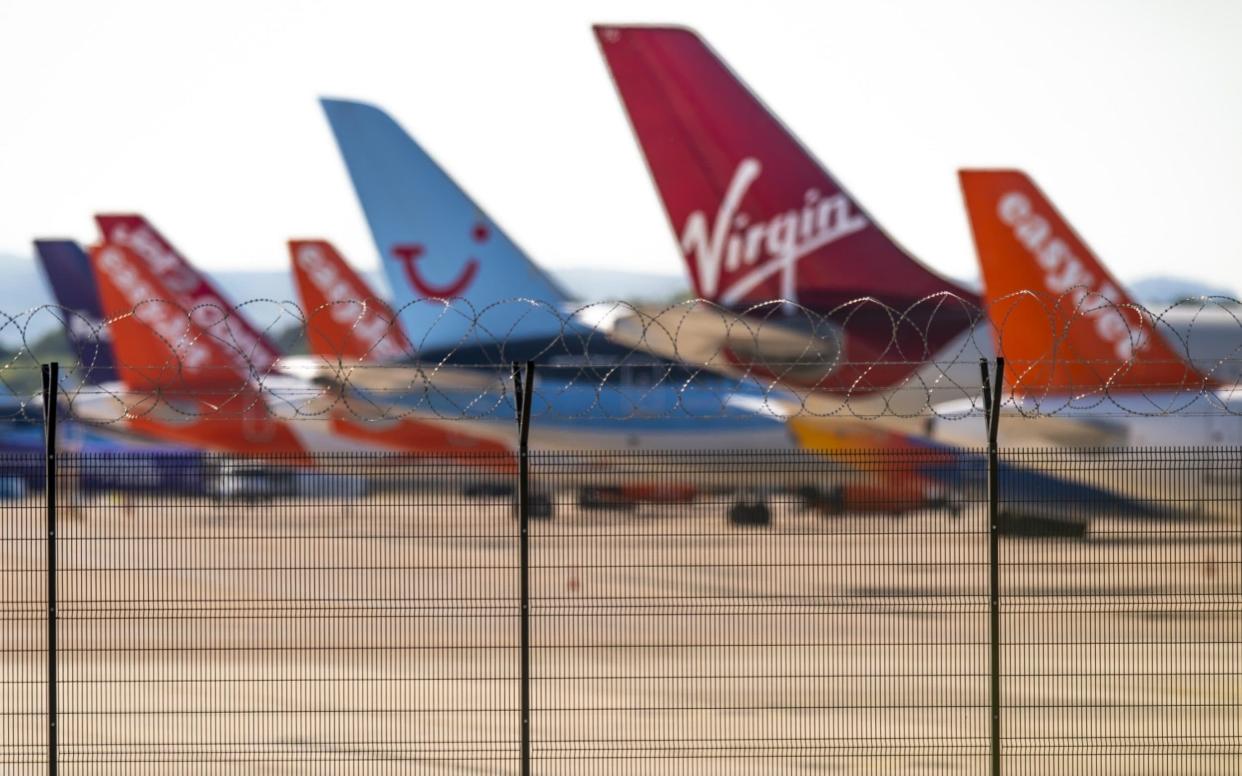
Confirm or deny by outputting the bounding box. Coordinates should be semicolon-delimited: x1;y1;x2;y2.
527;449;990;773
3;444;1240;772
52;452;517;774
1000;448;1242;775
0;453;45;774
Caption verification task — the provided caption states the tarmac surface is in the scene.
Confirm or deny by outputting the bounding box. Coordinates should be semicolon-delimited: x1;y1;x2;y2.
1;490;1239;774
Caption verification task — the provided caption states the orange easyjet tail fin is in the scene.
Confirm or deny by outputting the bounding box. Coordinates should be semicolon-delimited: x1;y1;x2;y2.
95;214;283;373
90;243;253;391
88;242;308;456
289;240;413;363
958;170;1210;395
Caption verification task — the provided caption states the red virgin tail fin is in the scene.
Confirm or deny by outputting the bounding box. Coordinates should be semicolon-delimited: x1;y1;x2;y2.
958;170;1210;394
289;240;413;363
594;25;974;310
94;214;283;373
595;25;978;392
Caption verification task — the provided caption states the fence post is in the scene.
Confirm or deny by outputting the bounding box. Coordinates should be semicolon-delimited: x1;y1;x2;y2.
512;361;535;776
41;362;59;776
979;357;1004;776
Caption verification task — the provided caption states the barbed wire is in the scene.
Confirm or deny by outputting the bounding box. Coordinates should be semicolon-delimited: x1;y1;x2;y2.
2;292;1242;430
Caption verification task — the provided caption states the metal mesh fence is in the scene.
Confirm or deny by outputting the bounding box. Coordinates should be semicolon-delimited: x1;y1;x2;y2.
1;447;1238;773
7;453;520;773
1000;449;1241;774
525;450;989;773
0;453;44;770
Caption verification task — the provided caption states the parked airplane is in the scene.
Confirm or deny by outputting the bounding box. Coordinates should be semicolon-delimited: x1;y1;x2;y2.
318;97;809;453
286;236;835;514
288;238;514;467
593;25;987;412
80;239;314;456
932;169;1242;449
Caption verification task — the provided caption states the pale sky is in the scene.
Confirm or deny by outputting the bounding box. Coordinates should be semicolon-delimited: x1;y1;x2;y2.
2;0;1240;293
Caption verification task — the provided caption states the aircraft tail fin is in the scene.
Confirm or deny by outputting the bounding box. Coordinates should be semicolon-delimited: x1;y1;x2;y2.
87;241;308;455
958;169;1210;394
33;239;118;383
88;242;254;391
320;98;572;355
594;25;979;389
289;239;413;363
94;214;283;373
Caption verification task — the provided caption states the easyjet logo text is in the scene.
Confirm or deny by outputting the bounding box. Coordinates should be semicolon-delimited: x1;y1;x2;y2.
97;246;212;372
105;221;275;371
997;191;1145;360
295;243;409;362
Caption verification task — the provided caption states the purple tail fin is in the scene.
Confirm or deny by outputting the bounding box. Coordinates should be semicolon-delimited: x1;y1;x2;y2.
34;239;118;384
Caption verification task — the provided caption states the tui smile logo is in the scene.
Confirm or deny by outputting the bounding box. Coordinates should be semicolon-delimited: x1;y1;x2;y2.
390;221;488;299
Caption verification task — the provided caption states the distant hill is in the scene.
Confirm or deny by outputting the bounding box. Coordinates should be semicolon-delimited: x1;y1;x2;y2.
551;267;688;304
0;253;46;321
1128;275;1237;305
